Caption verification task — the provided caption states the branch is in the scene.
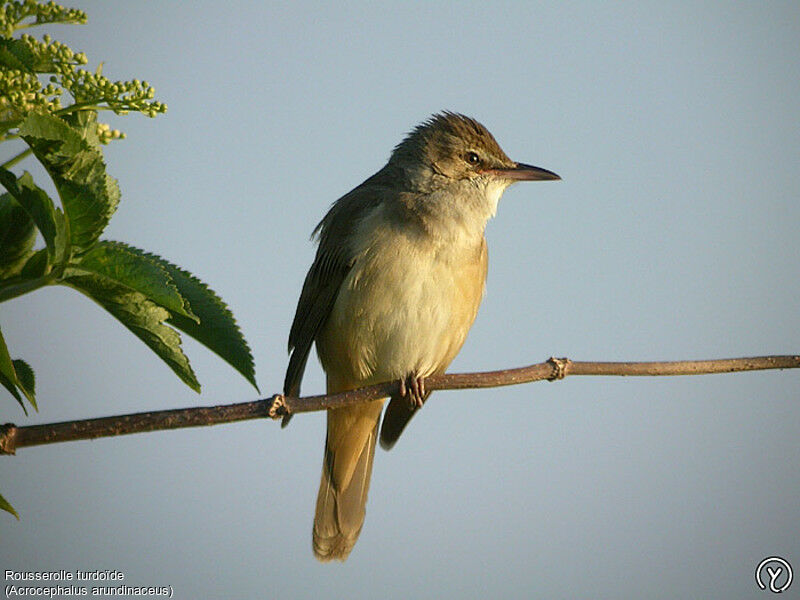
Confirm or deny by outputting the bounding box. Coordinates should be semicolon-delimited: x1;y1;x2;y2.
1;355;797;455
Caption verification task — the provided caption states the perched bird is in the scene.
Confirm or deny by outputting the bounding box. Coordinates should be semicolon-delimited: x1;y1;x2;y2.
284;112;559;561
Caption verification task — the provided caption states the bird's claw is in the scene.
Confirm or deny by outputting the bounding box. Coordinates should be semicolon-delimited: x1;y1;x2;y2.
399;374;426;409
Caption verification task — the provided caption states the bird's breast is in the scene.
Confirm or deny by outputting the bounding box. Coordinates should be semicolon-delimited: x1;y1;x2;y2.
317;216;487;388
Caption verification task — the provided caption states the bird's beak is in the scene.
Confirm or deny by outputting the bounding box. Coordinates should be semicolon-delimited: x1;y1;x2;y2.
491;162;560;181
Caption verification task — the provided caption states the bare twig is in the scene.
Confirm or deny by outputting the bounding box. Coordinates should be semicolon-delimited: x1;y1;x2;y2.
1;355;797;455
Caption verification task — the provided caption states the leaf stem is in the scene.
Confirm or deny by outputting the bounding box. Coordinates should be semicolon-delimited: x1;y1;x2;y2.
55;101;122;117
0;275;55;303
0;149;33;170
54;102;103;115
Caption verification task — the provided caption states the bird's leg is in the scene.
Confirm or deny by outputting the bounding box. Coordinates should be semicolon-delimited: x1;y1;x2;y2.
399;373;426;409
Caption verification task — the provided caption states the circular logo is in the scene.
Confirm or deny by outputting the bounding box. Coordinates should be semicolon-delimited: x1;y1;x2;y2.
756;557;793;593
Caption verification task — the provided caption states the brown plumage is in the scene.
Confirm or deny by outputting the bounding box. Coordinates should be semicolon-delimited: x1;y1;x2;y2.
284;112;559;561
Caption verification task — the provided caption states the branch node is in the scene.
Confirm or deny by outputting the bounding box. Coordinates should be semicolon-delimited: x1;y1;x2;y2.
547;356;570;381
0;423;18;455
267;394;287;420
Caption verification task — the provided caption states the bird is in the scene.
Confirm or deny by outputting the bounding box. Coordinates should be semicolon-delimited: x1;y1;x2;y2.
283;111;559;561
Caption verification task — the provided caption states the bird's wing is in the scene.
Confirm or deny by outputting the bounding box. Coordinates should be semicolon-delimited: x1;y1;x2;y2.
283;171;390;399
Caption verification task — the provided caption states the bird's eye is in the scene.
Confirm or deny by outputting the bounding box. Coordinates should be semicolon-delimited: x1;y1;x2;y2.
466;152;481;165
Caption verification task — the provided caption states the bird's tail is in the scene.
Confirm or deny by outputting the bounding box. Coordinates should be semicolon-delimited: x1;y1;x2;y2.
313;399;384;561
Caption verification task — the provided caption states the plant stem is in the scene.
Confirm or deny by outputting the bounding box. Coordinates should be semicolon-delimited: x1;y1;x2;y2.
1;148;33;170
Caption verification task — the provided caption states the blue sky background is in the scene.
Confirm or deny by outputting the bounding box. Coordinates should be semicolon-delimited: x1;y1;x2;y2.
1;2;798;598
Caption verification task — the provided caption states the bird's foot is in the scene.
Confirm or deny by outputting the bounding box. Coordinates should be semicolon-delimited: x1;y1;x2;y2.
399;374;426;409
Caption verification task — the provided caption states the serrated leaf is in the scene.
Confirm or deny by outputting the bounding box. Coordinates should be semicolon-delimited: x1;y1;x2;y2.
0;38;35;72
0;192;35;277
11;359;35;410
0;324;27;413
0;492;19;520
65;241;196;322
18;112;119;252
64;273;200;392
17;111;85;154
62;110;103;148
0;169;63;263
149;256;259;392
47;151;119;252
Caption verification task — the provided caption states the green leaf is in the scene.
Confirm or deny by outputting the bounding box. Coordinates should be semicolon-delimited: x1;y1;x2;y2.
0;192;36;278
65;241;197;322
65;243;257;391
0;492;19;520
51;207;67;264
0;169;65;264
153;256;259;392
0;369;24;411
0;38;35;72
17;111;85;155
0;324;21;400
18;112;119;253
12;359;36;410
20;248;49;278
0;324;28;413
62;110;103;149
63;273;200;392
46;151;118;253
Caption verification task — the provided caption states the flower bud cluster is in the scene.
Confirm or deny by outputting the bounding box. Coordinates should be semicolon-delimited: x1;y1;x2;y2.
21;32;88;69
57;66;167;117
0;0;86;38
96;122;125;145
0;1;166;143
0;67;61;120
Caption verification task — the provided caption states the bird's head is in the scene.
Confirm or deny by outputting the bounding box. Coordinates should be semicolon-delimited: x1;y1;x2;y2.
390;112;559;190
